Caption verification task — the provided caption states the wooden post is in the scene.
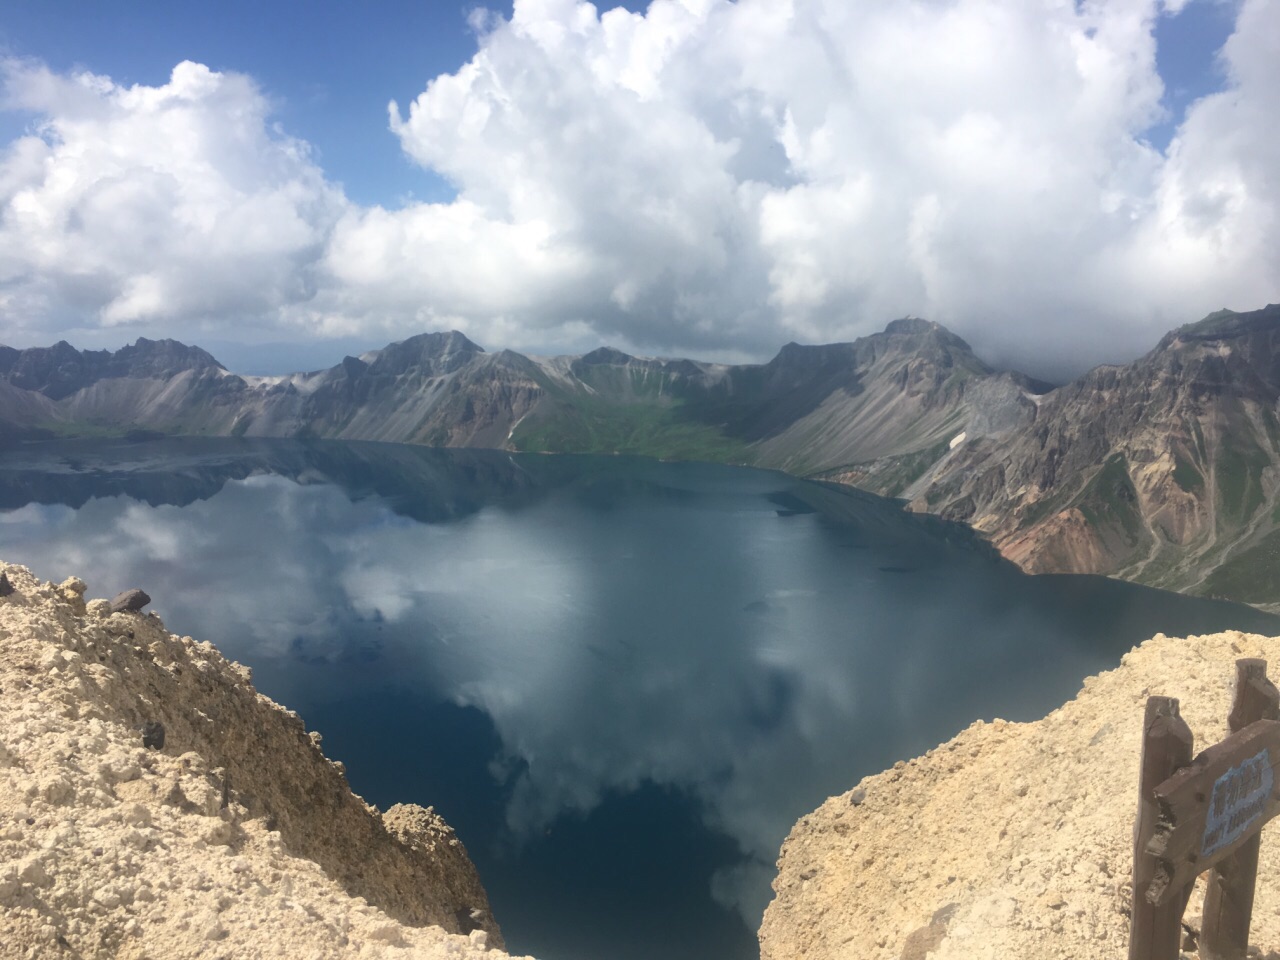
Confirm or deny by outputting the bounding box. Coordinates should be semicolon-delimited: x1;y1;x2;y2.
1131;695;1195;960
1200;660;1280;960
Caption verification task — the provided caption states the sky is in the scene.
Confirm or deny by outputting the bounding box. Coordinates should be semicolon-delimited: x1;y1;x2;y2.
0;0;1274;380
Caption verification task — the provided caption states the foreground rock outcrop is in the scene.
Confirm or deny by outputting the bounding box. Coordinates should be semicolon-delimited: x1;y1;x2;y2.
0;562;536;960
761;629;1280;960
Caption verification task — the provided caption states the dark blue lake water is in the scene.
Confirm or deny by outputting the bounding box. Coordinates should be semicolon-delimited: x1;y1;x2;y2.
2;438;1276;960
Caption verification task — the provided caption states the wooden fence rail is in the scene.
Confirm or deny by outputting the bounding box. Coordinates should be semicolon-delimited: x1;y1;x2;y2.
1129;659;1280;960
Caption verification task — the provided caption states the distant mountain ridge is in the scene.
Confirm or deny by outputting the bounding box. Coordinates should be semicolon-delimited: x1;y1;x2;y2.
897;303;1280;607
0;337;223;400
3;305;1280;608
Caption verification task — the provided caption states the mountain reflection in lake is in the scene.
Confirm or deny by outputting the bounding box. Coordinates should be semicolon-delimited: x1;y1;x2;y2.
3;438;1277;960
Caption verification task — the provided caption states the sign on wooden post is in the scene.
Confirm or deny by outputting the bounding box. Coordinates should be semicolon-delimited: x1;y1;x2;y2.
1129;660;1280;960
1129;695;1194;960
1201;660;1280;960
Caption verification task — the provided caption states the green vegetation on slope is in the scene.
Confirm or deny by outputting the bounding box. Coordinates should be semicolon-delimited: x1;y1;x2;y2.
1075;454;1146;547
1171;453;1205;494
819;439;953;498
510;395;752;463
1201;528;1280;603
570;363;682;402
882;439;956;495
1216;444;1269;527
40;420;129;440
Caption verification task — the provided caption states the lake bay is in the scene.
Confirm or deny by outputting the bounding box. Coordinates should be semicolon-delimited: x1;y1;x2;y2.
2;437;1277;960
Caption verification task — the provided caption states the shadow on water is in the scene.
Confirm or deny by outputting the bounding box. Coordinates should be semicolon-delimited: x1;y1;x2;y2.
2;437;1278;960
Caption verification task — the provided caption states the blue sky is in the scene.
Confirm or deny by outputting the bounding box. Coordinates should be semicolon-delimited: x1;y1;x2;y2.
0;0;1275;378
2;0;647;207
0;1;475;206
1149;0;1236;148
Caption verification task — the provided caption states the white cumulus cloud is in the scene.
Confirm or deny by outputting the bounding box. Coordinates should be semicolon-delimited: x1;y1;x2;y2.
0;59;346;346
1;0;1278;378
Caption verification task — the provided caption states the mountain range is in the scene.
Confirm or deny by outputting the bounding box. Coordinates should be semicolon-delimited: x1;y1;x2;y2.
3;303;1280;609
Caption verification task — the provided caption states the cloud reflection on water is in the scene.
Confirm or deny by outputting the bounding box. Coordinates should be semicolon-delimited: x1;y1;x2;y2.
2;442;1277;935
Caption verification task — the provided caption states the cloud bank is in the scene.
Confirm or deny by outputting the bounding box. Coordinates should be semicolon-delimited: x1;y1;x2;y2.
1;0;1277;377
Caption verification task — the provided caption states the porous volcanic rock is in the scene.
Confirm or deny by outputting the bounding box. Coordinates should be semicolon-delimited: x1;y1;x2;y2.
0;561;537;960
760;629;1280;960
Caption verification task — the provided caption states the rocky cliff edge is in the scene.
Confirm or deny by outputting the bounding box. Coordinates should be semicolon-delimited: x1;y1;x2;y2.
760;630;1280;960
0;562;536;960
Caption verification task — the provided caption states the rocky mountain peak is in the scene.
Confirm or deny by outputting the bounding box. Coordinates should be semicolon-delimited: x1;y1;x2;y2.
1175;303;1280;339
113;337;225;378
0;338;225;400
1137;304;1280;402
880;317;978;357
576;346;634;366
370;331;484;377
843;319;988;384
883;317;939;336
767;341;857;370
0;341;96;401
754;342;863;398
1154;304;1280;353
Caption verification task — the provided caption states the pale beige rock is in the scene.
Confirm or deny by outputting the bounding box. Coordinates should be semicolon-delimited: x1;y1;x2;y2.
760;630;1280;960
0;561;538;960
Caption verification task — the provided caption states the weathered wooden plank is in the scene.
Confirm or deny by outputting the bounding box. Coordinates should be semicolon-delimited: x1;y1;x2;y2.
1146;718;1280;907
1201;659;1280;960
1130;696;1196;960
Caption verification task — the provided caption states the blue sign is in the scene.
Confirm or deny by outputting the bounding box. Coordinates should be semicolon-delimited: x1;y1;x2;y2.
1201;748;1273;859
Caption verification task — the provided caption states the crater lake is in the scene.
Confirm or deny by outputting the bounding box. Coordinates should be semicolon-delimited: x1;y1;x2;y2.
2;437;1277;960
